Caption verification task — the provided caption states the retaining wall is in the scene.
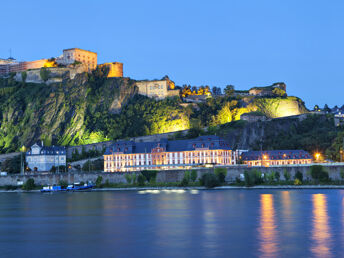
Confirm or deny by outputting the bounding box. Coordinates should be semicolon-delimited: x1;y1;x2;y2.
1;164;344;186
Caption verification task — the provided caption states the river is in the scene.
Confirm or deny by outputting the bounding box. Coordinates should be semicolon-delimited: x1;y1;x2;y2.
0;189;343;257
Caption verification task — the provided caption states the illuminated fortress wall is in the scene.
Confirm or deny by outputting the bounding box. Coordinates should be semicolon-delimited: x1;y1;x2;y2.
99;62;123;77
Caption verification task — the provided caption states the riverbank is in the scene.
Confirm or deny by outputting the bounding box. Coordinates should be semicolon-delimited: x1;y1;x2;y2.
3;184;344;193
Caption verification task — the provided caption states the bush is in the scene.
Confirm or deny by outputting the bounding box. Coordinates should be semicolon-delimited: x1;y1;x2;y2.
200;173;220;188
294;178;302;185
275;171;280;181
190;170;197;182
132;173;137;184
95;176;103;188
294;171;303;182
284;169;291;181
59;180;68;189
340;168;344;181
179;171;190;187
310;165;329;183
141;170;158;182
22;178;35;190
124;174;132;184
137;174;146;186
40;67;50;82
214;168;227;183
244;169;263;186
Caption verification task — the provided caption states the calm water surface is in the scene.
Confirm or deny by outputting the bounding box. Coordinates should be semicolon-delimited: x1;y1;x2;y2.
0;189;343;258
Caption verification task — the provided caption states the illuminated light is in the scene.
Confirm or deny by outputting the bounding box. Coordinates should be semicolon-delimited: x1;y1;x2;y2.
44;60;57;68
314;153;321;162
190;190;199;194
311;194;332;257
258;194;279;257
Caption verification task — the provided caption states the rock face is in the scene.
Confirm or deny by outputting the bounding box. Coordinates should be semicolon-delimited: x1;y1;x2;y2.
0;75;137;153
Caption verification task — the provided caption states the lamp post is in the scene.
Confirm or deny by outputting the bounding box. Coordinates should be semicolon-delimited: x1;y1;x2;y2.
57;151;59;174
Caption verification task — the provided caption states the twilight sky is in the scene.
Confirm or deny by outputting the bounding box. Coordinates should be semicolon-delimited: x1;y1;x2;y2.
2;0;344;108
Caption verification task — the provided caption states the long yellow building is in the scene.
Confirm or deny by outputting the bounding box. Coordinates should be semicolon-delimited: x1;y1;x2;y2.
104;136;235;172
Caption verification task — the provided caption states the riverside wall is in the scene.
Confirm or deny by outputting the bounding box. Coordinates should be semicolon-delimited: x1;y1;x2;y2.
1;164;344;186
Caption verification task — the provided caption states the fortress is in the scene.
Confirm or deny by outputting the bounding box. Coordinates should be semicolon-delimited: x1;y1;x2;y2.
0;48;124;82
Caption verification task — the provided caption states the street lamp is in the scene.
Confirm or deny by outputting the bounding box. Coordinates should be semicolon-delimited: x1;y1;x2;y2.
314;152;321;162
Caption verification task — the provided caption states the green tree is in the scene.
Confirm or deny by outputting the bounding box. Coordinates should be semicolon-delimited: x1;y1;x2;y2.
310;165;329;183
284;169;291;181
59;180;68;188
21;71;27;83
224;85;235;97
22;178;35;190
214;167;227;183
95;176;103;188
200;173;220;188
275;171;280;181
141;170;158;182
40;67;50;82
137;174;146;186
190;170;197;182
125;174;132;184
294;171;303;182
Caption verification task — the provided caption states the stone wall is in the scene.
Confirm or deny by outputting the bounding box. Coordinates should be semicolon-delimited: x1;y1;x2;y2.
1;164;344;186
15;65;87;84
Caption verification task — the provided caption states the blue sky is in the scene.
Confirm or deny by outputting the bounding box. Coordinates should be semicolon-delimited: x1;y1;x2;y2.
2;0;344;108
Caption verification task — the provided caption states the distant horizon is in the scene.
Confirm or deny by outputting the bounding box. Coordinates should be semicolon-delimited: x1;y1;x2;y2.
2;0;344;108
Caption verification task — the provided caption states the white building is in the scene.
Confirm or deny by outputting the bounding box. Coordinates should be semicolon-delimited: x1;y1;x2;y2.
26;142;66;172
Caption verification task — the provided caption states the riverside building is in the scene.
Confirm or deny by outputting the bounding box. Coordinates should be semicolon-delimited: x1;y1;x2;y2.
26;142;66;172
241;150;312;167
104;136;235;172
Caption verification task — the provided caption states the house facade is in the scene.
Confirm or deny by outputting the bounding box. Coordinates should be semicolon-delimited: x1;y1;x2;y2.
241;150;312;167
26;142;66;172
104;136;235;172
135;77;180;99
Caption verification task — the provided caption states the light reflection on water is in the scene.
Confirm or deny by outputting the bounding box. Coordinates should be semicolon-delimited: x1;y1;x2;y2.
311;194;332;257
1;190;343;257
258;194;279;258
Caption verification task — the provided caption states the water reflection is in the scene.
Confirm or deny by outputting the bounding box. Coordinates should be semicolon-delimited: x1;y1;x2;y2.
258;194;279;258
311;194;332;257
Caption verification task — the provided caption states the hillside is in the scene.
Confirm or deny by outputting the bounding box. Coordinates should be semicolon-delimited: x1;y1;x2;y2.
0;71;308;153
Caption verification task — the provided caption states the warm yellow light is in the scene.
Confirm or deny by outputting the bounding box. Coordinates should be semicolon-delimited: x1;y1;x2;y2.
263;155;268;160
315;153;321;160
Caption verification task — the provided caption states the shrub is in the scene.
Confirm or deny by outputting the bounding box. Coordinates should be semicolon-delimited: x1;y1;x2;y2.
295;171;303;182
40;67;50;82
200;173;220;188
21;71;27;83
124;174;132;184
284;169;291;181
214;168;227;183
141;170;158;182
22;178;35;190
59;180;68;189
294;178;302;185
191;170;197;182
137;174;146;186
95;176;103;188
340;168;344;181
180;171;191;187
310;165;329;183
275;171;280;181
132;173;137;184
244;169;263;186
267;171;275;183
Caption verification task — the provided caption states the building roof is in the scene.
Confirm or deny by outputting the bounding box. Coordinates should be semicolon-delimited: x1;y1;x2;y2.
241;150;311;161
104;135;231;155
26;142;66;156
63;48;97;54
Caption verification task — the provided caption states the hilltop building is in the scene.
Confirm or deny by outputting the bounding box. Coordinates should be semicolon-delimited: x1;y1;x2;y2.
241;150;312;167
0;58;48;75
56;48;97;71
135;76;180;99
104;135;235;172
26;142;66;172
